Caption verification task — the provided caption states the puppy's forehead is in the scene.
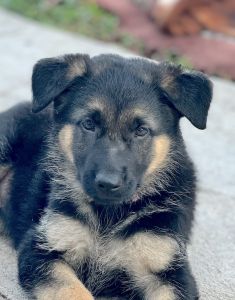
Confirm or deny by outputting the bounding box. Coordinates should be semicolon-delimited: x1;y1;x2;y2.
70;56;163;125
85;96;158;128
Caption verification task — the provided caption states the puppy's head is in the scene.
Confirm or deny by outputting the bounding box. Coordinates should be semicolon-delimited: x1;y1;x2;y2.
32;54;212;206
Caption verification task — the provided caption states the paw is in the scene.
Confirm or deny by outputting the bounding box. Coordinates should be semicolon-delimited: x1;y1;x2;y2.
55;285;94;300
36;284;94;300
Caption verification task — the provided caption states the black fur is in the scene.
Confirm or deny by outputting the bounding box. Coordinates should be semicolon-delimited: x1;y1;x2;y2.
0;54;213;300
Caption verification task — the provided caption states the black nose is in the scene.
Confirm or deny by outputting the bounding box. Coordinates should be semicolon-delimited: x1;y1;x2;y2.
95;172;122;193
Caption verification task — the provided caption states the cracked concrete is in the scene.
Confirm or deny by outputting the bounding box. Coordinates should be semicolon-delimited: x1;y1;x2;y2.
0;8;234;300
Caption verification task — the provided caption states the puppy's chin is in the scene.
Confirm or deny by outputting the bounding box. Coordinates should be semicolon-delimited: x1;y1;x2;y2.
85;188;143;207
83;182;140;207
92;196;130;207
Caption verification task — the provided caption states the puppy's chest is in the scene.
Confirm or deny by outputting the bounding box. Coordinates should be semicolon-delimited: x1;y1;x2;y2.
58;224;179;279
43;214;179;287
65;229;131;272
42;214;131;270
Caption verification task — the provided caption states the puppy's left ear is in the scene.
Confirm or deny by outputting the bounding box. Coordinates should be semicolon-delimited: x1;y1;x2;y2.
32;54;90;113
157;62;213;129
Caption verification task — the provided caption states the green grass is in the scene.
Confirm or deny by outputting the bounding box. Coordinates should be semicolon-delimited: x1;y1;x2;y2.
1;1;186;57
0;0;119;41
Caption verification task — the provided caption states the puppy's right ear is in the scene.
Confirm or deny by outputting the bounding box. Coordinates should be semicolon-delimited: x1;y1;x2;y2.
32;54;90;113
156;62;213;129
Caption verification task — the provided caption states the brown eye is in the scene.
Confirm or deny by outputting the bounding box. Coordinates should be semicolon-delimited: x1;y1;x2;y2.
135;126;149;137
82;118;95;131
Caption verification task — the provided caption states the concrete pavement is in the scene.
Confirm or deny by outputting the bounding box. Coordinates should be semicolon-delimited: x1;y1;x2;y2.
0;8;235;300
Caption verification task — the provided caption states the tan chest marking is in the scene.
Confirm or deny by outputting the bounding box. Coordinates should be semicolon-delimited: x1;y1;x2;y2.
39;213;94;265
38;215;178;298
98;233;178;300
123;233;176;273
98;232;179;276
35;262;94;300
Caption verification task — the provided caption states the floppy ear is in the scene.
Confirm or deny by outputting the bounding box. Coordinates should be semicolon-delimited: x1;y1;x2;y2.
156;62;213;129
32;54;90;113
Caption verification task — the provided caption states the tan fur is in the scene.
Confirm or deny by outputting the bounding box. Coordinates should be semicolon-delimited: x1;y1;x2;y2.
39;211;178;274
104;232;179;276
87;98;116;128
0;165;13;208
0;165;10;181
90;232;179;299
38;211;178;282
35;262;94;300
146;283;176;300
37;208;179;298
67;60;86;80
145;134;171;176
87;98;105;111
126;233;179;274
38;212;94;265
58;125;74;162
127;108;156;128
127;272;177;300
161;74;175;91
69;229;179;296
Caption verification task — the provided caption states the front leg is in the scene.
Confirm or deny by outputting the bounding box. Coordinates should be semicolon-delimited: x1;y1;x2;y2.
34;262;94;300
136;263;198;300
19;239;94;300
18;212;95;300
120;232;198;300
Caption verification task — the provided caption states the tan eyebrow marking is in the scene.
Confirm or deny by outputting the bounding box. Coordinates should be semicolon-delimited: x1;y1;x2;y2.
87;98;105;111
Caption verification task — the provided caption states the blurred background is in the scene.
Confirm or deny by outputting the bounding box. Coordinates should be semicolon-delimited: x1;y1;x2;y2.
0;0;235;79
0;1;234;300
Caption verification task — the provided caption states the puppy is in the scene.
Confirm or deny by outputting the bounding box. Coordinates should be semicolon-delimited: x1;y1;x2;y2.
0;54;213;299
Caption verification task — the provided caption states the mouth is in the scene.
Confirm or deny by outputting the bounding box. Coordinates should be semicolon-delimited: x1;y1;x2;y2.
90;187;142;207
91;195;131;206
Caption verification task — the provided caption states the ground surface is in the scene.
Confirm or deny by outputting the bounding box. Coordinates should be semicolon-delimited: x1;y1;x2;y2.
0;8;234;300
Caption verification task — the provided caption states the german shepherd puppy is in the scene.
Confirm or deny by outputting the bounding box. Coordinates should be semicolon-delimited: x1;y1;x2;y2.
0;54;212;300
